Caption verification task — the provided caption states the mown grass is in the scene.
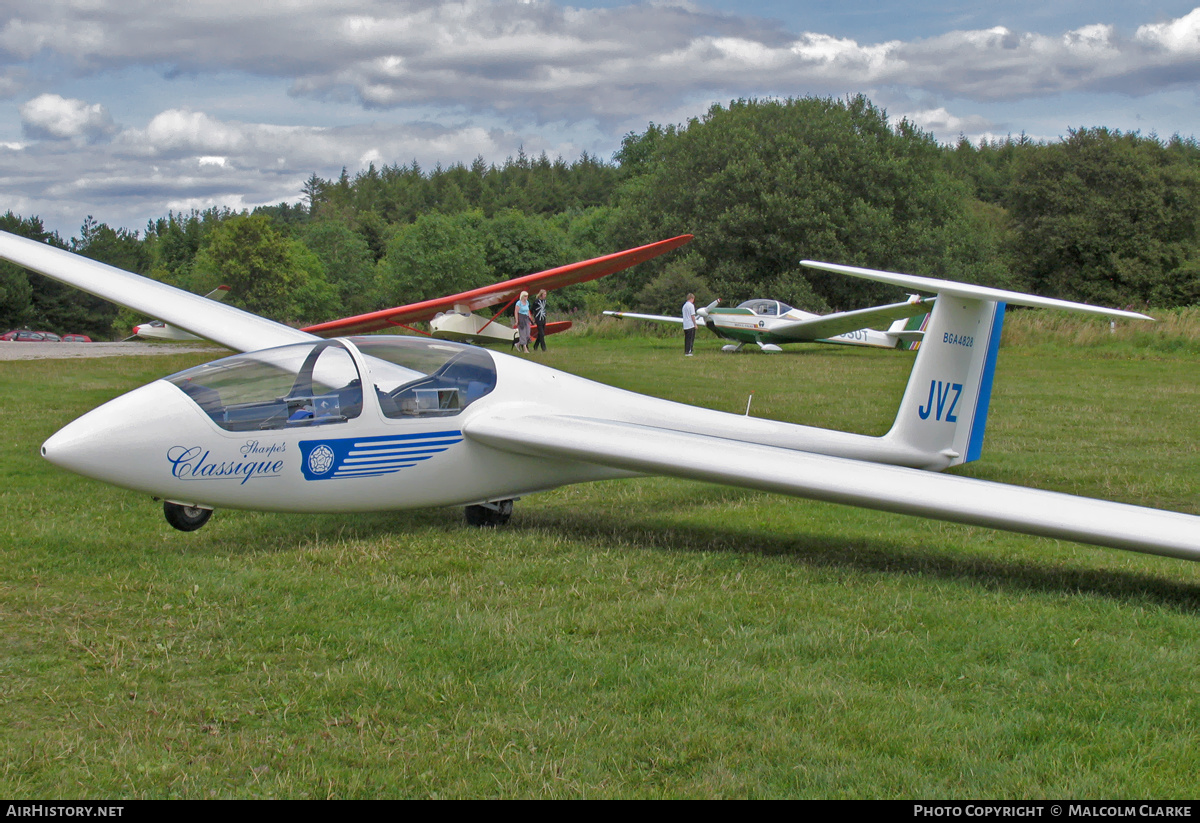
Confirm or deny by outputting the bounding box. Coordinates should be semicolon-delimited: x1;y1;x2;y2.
1;328;1197;798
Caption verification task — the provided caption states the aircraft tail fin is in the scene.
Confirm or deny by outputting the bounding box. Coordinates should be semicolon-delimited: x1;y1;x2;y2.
801;260;1152;469
884;295;1005;467
884;300;930;351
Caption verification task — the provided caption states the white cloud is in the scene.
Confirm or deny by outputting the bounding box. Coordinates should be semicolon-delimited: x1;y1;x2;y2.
1136;8;1200;54
3;1;1200;235
6;1;1200;121
0;101;570;236
899;107;994;137
19;94;117;141
136;109;251;156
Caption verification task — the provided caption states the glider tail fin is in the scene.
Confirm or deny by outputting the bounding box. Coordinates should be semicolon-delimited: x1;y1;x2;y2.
884;296;1005;468
801;259;1152;470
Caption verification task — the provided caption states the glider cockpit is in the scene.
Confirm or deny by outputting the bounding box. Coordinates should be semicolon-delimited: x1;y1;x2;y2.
166;336;498;431
736;299;795;317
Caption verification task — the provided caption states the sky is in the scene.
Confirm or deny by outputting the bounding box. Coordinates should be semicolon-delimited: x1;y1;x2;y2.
3;0;1200;239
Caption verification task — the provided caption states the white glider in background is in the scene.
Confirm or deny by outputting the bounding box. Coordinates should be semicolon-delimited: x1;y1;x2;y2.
133;285;230;341
605;294;931;352
0;229;1195;563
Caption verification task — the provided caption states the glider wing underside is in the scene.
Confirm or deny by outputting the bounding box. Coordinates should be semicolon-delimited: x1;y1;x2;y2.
304;235;694;337
463;411;1200;560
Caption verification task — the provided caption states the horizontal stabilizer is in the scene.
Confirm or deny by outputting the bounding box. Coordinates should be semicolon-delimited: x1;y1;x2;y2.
801;261;1154;320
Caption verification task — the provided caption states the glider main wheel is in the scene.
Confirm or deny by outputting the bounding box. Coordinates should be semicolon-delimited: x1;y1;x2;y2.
464;499;513;527
163;501;213;532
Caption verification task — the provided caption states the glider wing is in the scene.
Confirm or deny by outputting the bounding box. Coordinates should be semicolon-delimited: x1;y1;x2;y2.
770;299;934;340
0;231;312;352
601;311;685;325
304;235;694;337
464;412;1199;560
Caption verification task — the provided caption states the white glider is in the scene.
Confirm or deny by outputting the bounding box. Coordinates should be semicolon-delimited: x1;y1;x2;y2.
133;285;230;341
604;295;931;352
0;229;1194;562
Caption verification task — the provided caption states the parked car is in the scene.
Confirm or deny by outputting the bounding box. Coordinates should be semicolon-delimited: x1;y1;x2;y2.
2;330;46;342
36;331;61;342
61;333;93;343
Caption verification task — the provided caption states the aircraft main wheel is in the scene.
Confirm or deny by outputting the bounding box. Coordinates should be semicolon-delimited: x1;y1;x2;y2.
464;499;513;527
163;501;213;532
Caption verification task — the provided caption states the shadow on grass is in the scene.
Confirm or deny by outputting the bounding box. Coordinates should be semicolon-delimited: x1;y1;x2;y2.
511;495;1200;614
186;485;1200;615
549;515;1200;611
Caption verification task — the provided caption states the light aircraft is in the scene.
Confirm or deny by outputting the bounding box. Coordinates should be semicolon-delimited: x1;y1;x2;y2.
0;230;1196;562
604;294;932;352
133;285;230;341
302;236;692;346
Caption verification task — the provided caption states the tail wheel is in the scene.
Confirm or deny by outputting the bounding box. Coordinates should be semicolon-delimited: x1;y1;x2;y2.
163;501;213;532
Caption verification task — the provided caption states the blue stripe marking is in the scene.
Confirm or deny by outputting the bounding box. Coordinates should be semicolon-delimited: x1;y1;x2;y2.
965;303;1005;463
300;430;463;481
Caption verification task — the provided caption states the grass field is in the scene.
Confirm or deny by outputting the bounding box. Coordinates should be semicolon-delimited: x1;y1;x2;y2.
1;328;1198;799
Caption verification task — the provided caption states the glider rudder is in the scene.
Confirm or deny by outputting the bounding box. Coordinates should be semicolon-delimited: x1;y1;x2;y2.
883;296;1005;468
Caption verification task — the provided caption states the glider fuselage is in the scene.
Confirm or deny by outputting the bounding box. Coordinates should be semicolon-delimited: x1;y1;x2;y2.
132;320;204;341
40;336;920;515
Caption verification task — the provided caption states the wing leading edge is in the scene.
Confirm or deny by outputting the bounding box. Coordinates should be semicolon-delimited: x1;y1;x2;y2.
464;412;1199;560
304;234;694;337
0;231;313;353
601;311;685;325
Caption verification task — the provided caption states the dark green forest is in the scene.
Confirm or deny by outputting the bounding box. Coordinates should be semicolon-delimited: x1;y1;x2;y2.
5;95;1200;339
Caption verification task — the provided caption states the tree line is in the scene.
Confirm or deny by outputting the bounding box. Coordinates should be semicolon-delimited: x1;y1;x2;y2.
3;95;1198;339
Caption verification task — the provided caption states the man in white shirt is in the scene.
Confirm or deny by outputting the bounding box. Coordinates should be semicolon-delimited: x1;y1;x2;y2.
682;293;697;356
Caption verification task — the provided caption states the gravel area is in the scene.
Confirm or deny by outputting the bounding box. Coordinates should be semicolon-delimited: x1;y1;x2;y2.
0;342;225;361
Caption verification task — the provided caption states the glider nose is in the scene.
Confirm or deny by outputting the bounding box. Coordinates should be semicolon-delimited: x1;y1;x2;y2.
41;381;194;488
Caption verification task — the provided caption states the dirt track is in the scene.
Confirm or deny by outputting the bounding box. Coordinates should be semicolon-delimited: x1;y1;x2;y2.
0;342;225;361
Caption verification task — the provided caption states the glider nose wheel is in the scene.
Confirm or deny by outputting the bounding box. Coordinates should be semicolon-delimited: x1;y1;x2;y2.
464;499;514;527
164;501;214;532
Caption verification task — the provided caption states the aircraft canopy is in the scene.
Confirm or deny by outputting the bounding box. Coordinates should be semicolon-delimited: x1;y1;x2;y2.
737;299;794;316
165;336;497;431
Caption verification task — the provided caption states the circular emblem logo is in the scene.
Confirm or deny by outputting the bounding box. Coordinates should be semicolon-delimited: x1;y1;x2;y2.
308;444;335;475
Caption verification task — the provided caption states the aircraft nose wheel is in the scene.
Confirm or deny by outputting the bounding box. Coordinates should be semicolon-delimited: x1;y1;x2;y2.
163;501;214;532
464;499;514;527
